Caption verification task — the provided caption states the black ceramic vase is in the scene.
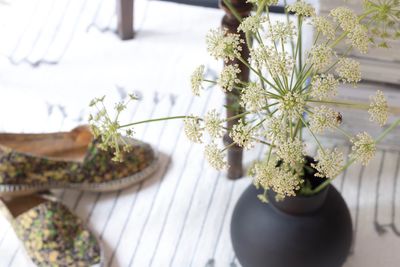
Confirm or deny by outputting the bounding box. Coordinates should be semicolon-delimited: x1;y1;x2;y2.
231;184;353;267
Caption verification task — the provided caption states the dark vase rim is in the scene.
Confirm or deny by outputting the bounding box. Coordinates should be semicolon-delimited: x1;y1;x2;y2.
267;184;331;216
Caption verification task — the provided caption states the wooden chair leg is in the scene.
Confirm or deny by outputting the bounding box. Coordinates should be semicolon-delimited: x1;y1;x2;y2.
116;0;134;40
220;0;252;180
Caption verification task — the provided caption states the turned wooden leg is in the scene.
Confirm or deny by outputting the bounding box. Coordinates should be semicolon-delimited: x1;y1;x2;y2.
220;0;252;180
116;0;134;40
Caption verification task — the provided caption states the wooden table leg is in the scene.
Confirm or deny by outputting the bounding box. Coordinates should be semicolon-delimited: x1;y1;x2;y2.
220;0;252;180
116;0;134;40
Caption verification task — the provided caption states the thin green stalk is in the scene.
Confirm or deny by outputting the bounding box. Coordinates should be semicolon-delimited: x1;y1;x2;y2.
119;115;196;128
376;118;400;143
226;111;251;122
298;113;325;153
222;0;243;22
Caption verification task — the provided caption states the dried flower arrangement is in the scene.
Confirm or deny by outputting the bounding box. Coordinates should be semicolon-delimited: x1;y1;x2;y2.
89;0;400;202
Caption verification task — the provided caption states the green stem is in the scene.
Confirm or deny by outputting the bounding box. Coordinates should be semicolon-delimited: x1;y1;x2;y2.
226;111;250;122
376;118;400;143
119;116;196;128
222;0;243;23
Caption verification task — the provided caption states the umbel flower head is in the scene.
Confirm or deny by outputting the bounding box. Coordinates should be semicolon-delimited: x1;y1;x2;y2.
205;143;228;170
312;148;344;179
310;74;339;100
206;28;244;62
287;1;316;17
184;116;203;143
230;120;255;150
311;16;335;40
350;132;376;165
191;65;205;96
309;106;341;134
240;82;267;112
204;109;224;139
238;15;267;33
369;90;388;127
335;58;361;84
217;64;241;92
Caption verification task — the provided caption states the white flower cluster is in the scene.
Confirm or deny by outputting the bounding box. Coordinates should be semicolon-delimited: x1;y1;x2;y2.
206;28;244;62
368;90;388;127
312;148;344;179
309;106;341;134
230;120;255;149
184;116;202;143
330;7;370;53
253;159;303;201
217;64;241;92
307;44;334;71
204;109;224;139
350;132;376;165
311;16;335;40
279;91;306;118
336;58;361;84
330;7;358;32
347;24;370;54
240;83;267;112
263;116;287;143
238;15;267;33
250;47;294;78
287;1;316;17
191;65;205;96
268;49;295;78
310;74;339;100
276;139;306;167
267;21;296;42
205;143;228;170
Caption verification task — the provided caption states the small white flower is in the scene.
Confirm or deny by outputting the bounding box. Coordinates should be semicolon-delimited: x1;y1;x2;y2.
238;15;267;33
253;159;279;190
330;7;358;32
310;74;339;100
230;120;255;149
267;21;296;42
287;1;316;17
250;46;294;78
347;24;370;54
184;116;203;143
191;65;205;96
276;139;306;166
253;159;302;201
350;132;376;165
206;28;244;62
205;143;228;170
240;83;267;112
307;44;334;71
279;91;306;119
336;58;361;84
217;64;241;92
312;148;344;179
369;90;388;127
272;167;303;200
311;16;335;40
204;109;224;139
263;116;287;143
309;106;341;134
268;48;295;78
